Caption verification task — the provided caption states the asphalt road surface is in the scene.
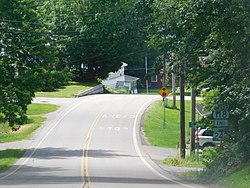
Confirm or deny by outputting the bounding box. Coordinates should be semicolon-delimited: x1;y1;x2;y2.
0;94;207;188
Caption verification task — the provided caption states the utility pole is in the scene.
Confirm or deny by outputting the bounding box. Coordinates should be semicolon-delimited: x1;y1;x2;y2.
163;54;167;128
172;65;176;109
180;64;186;158
145;56;149;94
190;88;196;153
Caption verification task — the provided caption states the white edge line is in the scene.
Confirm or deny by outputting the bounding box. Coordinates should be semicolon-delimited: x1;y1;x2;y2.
132;97;196;188
0;99;86;180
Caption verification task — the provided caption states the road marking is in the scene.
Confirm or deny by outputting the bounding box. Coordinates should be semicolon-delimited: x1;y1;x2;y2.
81;99;120;188
133;97;197;188
0;98;87;180
102;114;136;119
99;126;129;131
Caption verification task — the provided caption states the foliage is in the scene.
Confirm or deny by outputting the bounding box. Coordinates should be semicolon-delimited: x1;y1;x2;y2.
200;132;250;181
0;0;71;126
218;164;250;188
40;68;71;92
150;0;250;129
39;0;154;82
163;154;203;167
0;103;58;143
200;147;218;169
149;0;250;179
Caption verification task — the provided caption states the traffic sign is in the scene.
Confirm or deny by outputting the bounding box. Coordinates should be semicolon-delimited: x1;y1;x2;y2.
214;119;228;128
159;87;170;98
213;128;225;141
189;122;196;128
213;110;229;120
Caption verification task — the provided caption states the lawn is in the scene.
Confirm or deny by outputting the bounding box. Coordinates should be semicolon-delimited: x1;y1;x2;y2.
0;149;25;173
143;99;197;148
0;103;58;143
35;82;97;98
218;165;250;188
0;103;59;173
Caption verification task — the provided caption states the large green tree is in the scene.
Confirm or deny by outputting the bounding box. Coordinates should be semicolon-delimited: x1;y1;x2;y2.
40;0;153;81
149;0;250;177
0;0;60;126
150;0;250;131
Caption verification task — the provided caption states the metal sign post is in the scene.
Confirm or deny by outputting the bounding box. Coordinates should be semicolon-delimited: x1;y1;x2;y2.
159;87;170;128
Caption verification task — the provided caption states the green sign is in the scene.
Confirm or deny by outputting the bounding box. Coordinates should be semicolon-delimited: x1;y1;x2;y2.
189;122;196;128
213;128;225;141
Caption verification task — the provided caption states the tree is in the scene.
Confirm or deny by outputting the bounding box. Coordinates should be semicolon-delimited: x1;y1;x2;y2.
0;0;60;126
40;0;153;82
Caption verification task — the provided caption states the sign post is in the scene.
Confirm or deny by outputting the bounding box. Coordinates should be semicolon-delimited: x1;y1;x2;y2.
159;87;170;128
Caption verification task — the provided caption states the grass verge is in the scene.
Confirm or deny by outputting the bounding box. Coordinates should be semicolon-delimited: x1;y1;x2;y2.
0;103;58;143
35;82;97;98
143;99;194;148
0;103;58;173
163;155;204;168
0;149;26;173
217;165;250;188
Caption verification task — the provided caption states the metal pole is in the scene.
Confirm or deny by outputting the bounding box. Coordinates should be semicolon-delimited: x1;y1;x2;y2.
164;98;166;128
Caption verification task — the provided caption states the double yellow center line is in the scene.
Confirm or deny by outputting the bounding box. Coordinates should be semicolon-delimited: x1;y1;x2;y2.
81;99;119;188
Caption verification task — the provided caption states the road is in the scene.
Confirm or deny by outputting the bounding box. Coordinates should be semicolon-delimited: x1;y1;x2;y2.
0;94;206;188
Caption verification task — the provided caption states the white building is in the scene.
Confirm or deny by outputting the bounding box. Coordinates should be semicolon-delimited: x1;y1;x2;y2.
102;63;139;93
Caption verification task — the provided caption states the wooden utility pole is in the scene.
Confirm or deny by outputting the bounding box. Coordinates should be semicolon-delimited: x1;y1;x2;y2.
190;88;196;153
145;56;149;94
180;65;186;158
172;69;176;109
163;54;167;128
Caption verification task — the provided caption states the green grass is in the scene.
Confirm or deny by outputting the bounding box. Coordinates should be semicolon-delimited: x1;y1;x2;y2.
183;171;202;181
183;164;250;187
0;149;26;173
0;103;58;143
27;103;59;115
163;155;204;168
217;165;250;188
143;100;194;148
35;82;97;98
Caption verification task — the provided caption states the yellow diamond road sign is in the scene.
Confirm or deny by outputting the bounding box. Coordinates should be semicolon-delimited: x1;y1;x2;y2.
159;87;170;98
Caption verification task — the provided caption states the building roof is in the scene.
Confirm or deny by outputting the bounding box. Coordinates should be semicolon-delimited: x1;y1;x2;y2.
124;75;140;82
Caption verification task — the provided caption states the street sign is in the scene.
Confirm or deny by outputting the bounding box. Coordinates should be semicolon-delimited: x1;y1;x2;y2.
189;122;196;128
213;110;229;120
214;119;228;128
159;87;170;98
213;128;225;141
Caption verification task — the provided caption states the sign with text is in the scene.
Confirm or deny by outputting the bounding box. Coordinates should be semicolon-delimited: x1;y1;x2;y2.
213;110;229;120
213;128;225;141
214;119;228;128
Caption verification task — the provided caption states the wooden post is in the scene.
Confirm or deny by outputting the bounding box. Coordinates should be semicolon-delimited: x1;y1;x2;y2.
190;88;196;153
172;72;176;108
180;65;185;158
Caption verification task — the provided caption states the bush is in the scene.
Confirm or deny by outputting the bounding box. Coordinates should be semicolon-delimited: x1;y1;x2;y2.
199;132;250;181
40;69;71;92
200;147;217;168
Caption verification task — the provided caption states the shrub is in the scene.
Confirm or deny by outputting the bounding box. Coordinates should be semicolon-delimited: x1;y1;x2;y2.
199;132;250;181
